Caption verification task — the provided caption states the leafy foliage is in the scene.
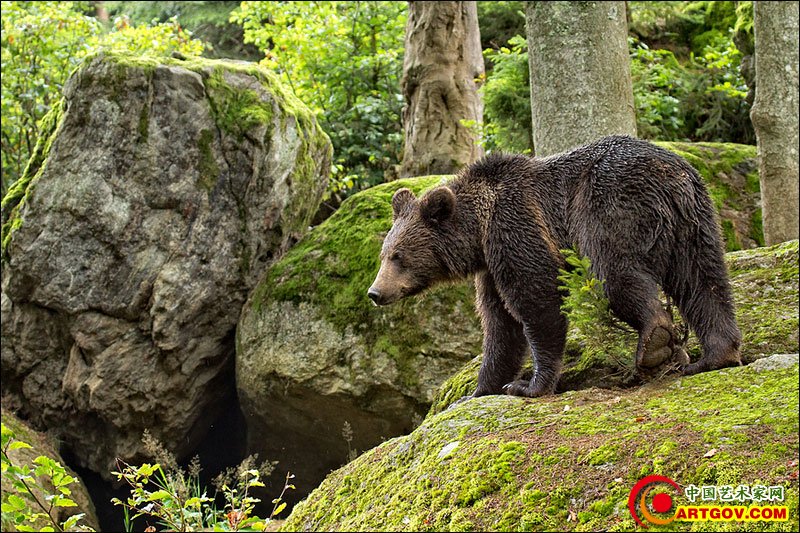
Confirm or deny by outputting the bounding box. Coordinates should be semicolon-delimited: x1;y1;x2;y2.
477;1;754;152
111;430;293;532
231;1;406;199
103;1;260;60
481;35;533;153
629;1;754;144
557;249;616;336
0;1;205;198
1;422;94;532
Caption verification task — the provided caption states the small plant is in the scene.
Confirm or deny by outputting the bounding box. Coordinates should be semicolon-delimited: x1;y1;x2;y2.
557;248;628;335
112;430;293;532
1;422;94;532
341;421;357;463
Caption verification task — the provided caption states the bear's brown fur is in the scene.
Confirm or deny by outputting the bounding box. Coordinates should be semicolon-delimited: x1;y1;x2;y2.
368;135;742;401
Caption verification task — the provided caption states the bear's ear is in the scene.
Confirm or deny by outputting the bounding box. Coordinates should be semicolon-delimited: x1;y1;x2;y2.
392;188;416;219
420;187;455;226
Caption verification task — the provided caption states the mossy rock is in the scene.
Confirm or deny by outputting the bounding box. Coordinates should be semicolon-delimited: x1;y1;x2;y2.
1;51;331;480
283;355;799;531
656;142;762;251
236;175;483;502
1;409;100;532
430;240;799;415
238;143;770;503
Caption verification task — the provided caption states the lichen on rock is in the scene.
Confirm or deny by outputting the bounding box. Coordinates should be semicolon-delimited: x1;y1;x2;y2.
0;51;331;478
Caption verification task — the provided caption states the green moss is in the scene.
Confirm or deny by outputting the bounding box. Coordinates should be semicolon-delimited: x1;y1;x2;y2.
657;141;760;250
204;67;275;140
721;219;741;252
750;209;765;247
725;240;799;361
580;443;619;466
2;102;64;259
284;360;799;532
197;129;219;191
250;175;453;332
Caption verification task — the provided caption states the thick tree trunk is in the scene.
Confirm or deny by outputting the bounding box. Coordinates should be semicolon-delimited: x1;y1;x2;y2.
525;1;636;157
399;1;484;178
750;1;799;245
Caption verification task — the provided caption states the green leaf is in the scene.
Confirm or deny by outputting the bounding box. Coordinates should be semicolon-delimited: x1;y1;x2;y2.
147;489;172;502
8;441;33;451
54;496;77;507
271;502;286;516
6;493;28;511
62;513;85;530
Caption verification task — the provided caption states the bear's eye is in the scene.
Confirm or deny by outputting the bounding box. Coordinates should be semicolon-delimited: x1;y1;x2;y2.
390;251;403;262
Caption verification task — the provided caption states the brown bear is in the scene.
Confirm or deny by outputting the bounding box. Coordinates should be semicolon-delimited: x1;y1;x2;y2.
368;135;742;401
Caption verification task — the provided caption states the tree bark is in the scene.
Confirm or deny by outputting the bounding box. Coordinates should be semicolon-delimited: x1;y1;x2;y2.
525;1;636;157
399;1;484;178
750;1;799;245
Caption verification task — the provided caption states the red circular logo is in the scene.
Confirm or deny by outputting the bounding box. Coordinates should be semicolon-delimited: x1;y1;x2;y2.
628;475;681;527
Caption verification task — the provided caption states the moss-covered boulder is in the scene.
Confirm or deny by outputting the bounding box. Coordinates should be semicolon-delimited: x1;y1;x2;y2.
1;52;331;478
1;409;100;532
283;354;799;531
431;240;799;414
236;176;482;500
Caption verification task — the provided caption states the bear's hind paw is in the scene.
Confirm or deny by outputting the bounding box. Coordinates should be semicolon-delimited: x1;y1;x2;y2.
503;380;553;398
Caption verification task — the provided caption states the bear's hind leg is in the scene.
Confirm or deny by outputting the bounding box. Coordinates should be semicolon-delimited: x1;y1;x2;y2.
603;268;687;373
664;248;742;375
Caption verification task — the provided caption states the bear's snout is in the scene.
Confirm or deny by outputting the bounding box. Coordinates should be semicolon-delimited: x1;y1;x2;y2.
367;287;384;306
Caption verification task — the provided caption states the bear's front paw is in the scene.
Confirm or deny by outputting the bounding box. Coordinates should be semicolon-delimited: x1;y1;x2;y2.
502;380;552;398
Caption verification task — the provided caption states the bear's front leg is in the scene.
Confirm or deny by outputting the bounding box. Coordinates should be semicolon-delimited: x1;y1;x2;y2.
455;272;528;406
495;262;567;398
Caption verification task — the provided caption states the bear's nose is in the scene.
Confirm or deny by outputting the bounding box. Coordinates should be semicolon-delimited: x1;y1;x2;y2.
367;287;382;306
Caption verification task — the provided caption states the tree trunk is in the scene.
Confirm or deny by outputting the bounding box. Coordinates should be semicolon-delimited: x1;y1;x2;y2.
525;1;636;157
750;1;799;245
399;1;484;178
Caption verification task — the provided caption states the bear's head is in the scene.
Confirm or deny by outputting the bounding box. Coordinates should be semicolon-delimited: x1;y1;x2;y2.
367;186;457;306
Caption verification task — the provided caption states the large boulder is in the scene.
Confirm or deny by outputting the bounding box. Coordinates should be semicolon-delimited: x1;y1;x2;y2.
236;176;482;499
283;354;799;531
1;52;331;477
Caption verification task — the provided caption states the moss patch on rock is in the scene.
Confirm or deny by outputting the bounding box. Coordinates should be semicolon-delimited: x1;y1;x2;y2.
1;103;64;257
249;174;478;350
656;142;761;250
283;357;799;532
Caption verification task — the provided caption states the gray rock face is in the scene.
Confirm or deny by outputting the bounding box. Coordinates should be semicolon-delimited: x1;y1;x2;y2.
749;353;799;371
1;53;331;477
